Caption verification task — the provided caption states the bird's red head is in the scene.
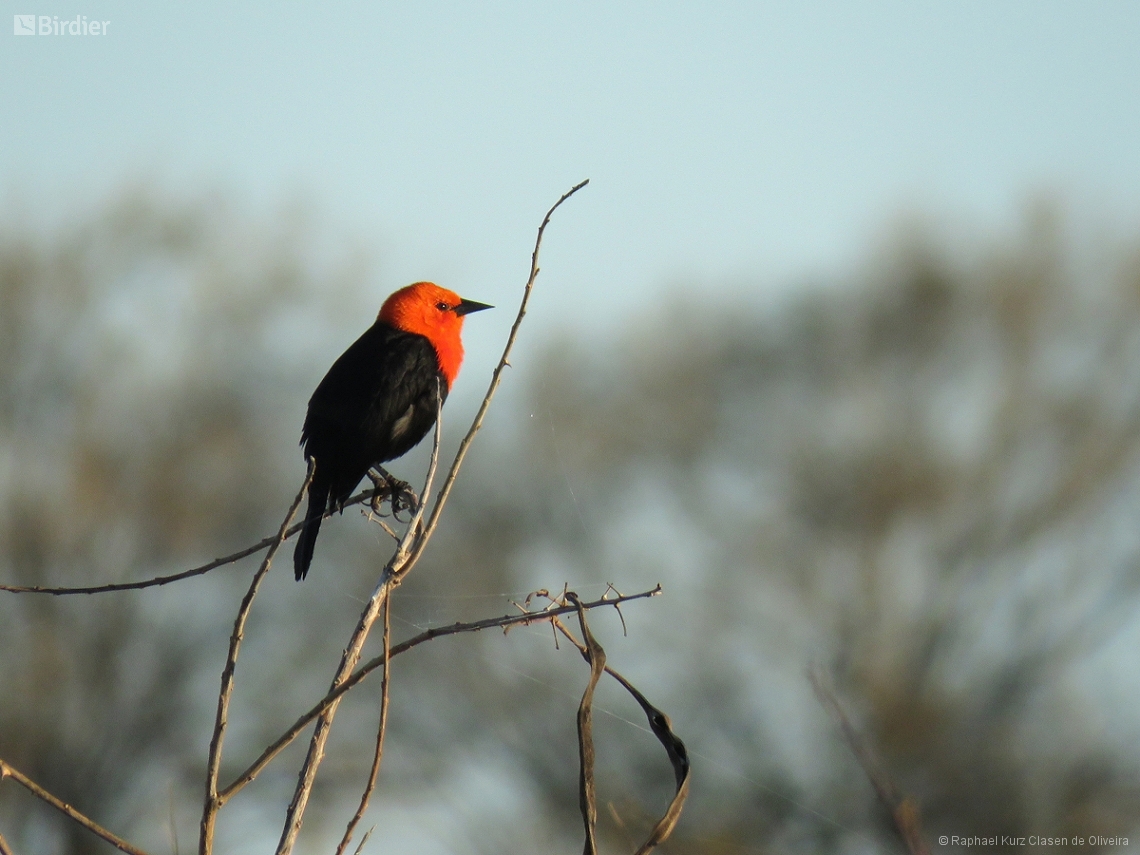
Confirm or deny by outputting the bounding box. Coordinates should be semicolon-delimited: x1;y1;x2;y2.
378;282;492;389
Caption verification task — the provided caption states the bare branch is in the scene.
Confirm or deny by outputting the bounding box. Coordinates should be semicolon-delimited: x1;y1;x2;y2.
273;181;588;854
0;758;150;855
406;179;589;570
392;376;444;572
0;487;375;596
3;178;621;854
351;827;374;855
273;552;390;851
570;594;606;855
219;586;660;802
334;597;392;855
809;669;931;855
198;461;312;854
552;611;691;855
274;383;445;853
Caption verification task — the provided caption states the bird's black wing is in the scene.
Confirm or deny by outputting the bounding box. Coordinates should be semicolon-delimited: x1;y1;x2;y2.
301;322;447;505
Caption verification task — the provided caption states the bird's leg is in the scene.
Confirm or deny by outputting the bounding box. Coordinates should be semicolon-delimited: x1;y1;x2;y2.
367;466;420;521
384;469;420;523
366;469;389;514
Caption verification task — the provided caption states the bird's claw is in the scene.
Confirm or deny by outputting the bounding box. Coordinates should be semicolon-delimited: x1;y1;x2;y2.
389;480;420;522
367;469;420;522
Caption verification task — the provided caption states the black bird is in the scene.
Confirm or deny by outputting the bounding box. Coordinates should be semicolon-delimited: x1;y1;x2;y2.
293;281;491;580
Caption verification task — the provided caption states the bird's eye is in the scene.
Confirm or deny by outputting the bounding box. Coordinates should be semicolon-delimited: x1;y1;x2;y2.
436;301;451;312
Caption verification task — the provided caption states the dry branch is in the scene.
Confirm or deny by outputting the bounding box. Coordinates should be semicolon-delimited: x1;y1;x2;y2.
0;758;150;855
571;594;606;855
334;595;392;855
198;462;312;854
273;180;588;853
810;669;931;855
1;182;604;852
219;586;659;803
274;381;444;853
552;606;691;855
0;488;375;596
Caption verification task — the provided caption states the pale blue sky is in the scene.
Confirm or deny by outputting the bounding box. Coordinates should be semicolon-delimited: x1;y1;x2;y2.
4;5;1140;849
4;1;1140;336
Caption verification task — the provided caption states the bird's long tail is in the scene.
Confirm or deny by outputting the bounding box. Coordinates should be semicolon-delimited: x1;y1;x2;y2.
293;480;326;581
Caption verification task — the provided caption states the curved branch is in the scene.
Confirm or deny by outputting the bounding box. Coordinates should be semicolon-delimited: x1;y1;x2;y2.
219;585;659;803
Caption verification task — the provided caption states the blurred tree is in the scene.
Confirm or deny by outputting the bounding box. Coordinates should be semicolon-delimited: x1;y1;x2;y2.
407;206;1140;852
4;191;1140;854
0;187;371;852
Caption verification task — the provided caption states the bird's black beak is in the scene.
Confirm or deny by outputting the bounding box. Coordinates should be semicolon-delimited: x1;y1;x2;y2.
455;298;493;316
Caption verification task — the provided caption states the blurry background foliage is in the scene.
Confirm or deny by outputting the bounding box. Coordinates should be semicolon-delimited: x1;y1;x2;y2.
2;189;1140;853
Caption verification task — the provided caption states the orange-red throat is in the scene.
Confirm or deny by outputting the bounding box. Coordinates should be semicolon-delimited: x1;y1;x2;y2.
378;282;492;389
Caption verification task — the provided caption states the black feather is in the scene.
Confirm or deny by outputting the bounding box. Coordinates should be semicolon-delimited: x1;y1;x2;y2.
293;322;447;580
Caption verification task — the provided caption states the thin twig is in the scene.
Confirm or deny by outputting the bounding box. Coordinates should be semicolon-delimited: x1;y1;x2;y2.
392;377;443;572
405;179;589;572
0;488;374;596
274;396;442;854
351;827;374;855
0;758;149;855
273;181;587;855
0;827;13;855
363;509;399;542
571;594;606;855
809;669;931;855
219;586;660;802
198;462;312;855
334;596;392;855
552;614;691;855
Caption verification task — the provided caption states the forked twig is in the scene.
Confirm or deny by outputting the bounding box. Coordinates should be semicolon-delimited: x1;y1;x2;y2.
274;384;444;854
334;596;392;855
218;587;660;803
273;181;588;854
351;827;374;855
198;462;312;854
